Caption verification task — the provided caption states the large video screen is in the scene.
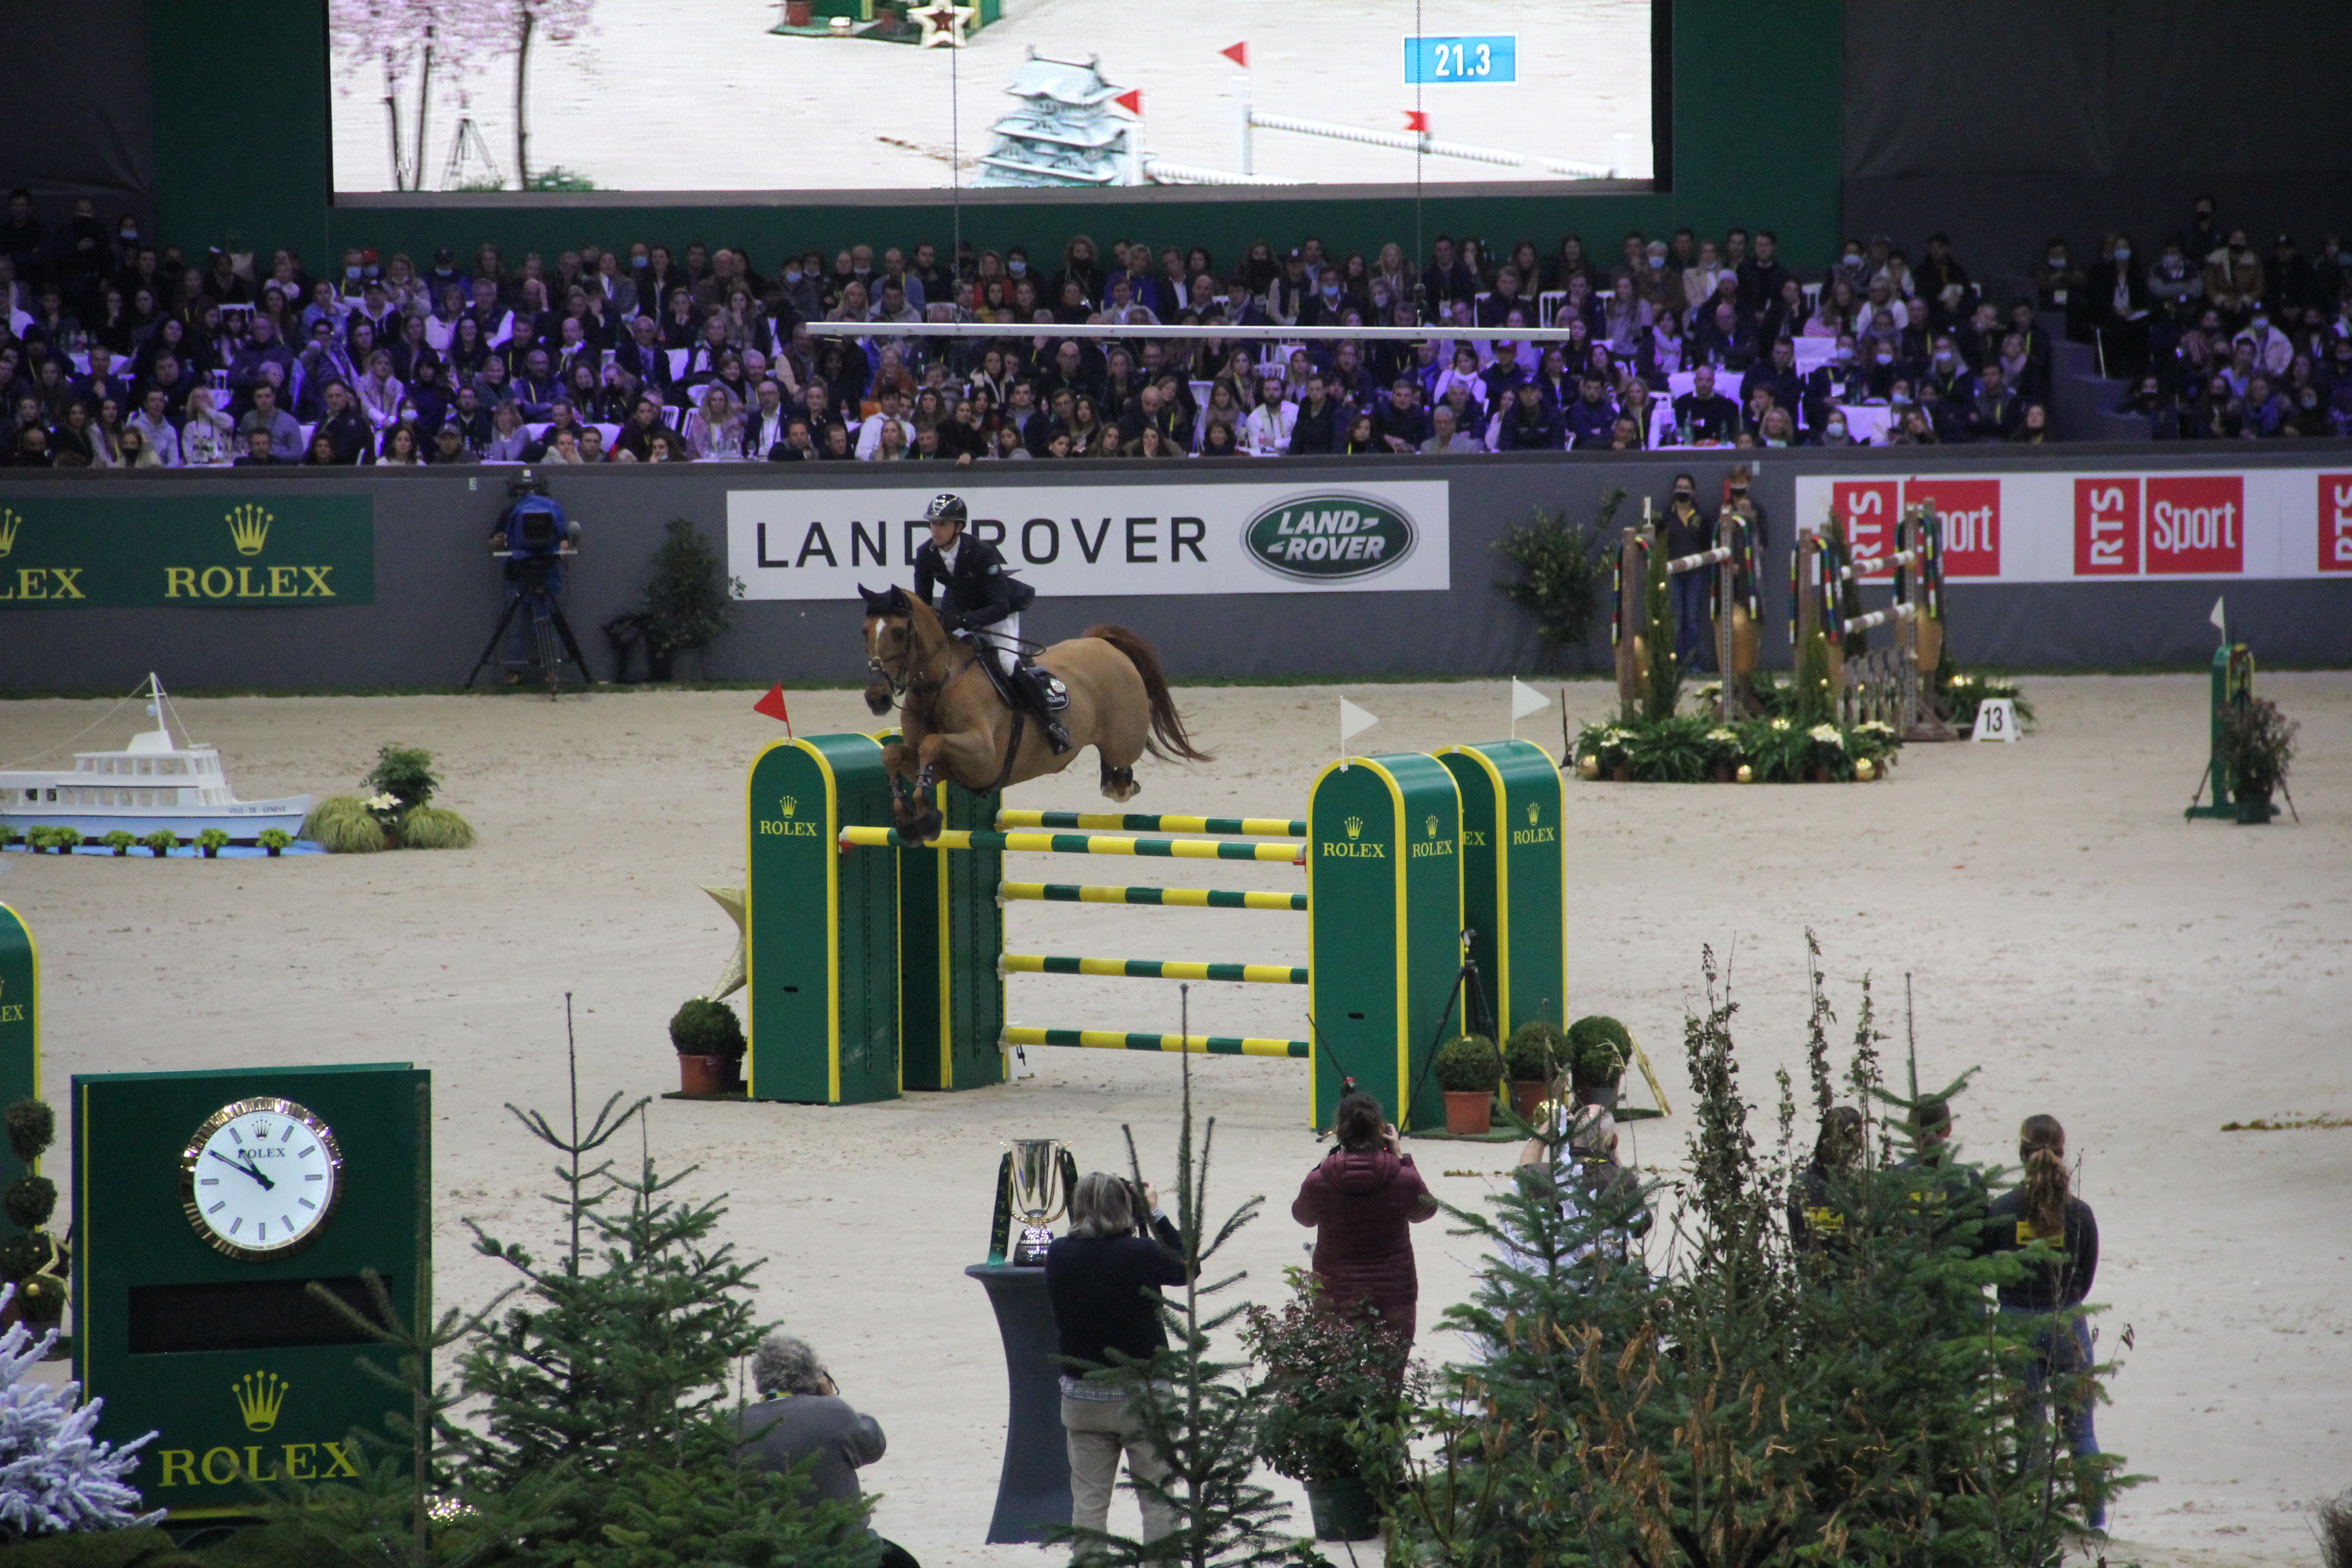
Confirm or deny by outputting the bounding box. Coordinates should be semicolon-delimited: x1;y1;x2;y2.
328;0;1655;195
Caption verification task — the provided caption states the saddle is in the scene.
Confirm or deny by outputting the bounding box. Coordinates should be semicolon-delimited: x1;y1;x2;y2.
956;632;1068;712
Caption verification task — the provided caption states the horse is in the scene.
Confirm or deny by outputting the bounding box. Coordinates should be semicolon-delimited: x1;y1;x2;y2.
859;585;1211;842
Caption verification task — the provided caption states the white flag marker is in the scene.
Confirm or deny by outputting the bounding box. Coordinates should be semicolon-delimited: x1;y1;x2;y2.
1509;677;1550;737
2210;595;2227;644
1339;698;1379;769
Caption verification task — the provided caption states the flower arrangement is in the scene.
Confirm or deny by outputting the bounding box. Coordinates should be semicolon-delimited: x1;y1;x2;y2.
1575;713;1897;783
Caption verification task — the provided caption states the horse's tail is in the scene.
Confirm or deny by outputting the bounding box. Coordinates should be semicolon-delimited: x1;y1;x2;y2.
1085;623;1213;764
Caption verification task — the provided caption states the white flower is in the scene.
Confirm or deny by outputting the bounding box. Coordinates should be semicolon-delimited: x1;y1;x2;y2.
1706;728;1736;743
363;792;402;811
1809;724;1845;747
1769;717;1791;732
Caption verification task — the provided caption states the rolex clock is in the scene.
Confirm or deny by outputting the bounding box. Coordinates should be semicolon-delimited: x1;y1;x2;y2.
76;1063;427;1521
178;1097;344;1260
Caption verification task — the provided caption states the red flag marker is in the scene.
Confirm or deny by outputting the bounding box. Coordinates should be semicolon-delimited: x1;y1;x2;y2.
1115;88;1143;115
753;683;792;732
1403;110;1429;133
1220;40;1248;67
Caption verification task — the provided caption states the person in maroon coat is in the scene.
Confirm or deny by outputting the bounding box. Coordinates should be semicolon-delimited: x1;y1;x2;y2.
1292;1092;1440;1339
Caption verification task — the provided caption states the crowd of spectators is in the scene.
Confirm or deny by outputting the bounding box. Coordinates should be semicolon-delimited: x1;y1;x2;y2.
1;187;2346;470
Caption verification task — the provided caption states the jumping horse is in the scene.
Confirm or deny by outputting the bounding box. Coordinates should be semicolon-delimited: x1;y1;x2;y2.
859;585;1211;843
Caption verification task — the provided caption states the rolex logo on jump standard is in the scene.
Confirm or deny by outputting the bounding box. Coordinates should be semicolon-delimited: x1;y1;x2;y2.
235;1370;289;1432
1344;816;1362;840
781;795;797;818
227;505;273;557
0;508;20;557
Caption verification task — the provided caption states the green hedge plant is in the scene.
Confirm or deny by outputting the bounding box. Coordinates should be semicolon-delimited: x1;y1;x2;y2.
1433;1034;1502;1094
303;796;388;853
197;828;231;858
1567;1015;1631;1088
141;829;179;858
668;997;747;1060
397;804;476;849
257;828;294;857
1505;1020;1567;1084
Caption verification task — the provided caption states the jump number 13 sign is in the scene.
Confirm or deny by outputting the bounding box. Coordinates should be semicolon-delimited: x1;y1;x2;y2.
1405;35;1518;83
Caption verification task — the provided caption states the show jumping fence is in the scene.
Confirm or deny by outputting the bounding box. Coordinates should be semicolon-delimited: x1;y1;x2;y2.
742;734;1567;1130
1793;502;1954;740
1612;504;1764;721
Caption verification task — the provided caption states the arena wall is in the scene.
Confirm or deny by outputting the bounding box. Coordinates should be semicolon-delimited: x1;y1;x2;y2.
4;446;2344;696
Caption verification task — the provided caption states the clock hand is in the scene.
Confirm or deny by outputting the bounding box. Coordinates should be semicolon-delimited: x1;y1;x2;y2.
208;1149;276;1190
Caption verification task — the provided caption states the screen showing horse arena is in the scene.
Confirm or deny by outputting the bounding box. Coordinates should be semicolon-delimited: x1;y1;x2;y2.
325;0;1656;194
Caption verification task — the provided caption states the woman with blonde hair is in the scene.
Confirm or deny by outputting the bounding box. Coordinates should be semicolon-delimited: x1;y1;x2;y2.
1045;1171;1183;1542
684;385;745;461
178;386;238;466
1987;1113;2104;1530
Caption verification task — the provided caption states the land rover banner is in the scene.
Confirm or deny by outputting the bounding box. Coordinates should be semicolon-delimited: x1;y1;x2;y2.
0;495;374;608
727;483;1451;600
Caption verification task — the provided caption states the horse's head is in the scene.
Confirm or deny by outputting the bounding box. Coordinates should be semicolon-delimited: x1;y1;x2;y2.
859;584;917;715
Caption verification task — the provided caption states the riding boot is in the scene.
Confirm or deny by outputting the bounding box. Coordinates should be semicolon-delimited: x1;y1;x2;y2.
1014;666;1073;753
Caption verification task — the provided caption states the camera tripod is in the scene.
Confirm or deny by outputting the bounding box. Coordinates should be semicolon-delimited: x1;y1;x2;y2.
465;551;591;698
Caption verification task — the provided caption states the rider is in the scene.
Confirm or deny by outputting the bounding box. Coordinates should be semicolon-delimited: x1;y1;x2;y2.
911;493;1071;753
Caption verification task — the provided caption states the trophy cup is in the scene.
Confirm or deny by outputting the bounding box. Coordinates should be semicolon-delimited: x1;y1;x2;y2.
988;1139;1077;1266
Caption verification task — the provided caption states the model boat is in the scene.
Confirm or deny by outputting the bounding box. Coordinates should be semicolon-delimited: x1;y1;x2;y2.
0;675;312;840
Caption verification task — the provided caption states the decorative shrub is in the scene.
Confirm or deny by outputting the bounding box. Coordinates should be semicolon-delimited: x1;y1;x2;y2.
257;829;293;857
1933;653;2034;732
29;828;81;856
302;796;387;853
1505;1020;1567;1083
1566;1015;1631;1087
139;830;178;858
101;831;135;858
195;829;231;858
365;744;440;811
1496;492;1614;664
2221;695;2297;798
1;1099;65;1328
1432;1034;1502;1094
397;805;476;850
0;828;16;851
1241;1274;1414;1483
668;998;747;1060
642;518;744;673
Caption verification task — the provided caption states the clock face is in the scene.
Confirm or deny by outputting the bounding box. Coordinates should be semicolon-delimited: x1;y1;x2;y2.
178;1097;345;1261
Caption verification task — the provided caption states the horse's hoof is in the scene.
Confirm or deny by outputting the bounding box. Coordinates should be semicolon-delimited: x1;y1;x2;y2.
906;811;945;844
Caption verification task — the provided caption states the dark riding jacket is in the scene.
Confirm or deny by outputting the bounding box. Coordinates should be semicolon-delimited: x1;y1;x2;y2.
913;535;1032;630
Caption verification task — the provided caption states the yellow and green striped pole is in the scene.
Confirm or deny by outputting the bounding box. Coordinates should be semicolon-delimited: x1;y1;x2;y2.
1002;1026;1309;1059
1001;953;1307;985
840;826;1303;862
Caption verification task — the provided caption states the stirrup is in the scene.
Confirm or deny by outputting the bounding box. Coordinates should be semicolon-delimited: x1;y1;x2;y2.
1044;719;1073;755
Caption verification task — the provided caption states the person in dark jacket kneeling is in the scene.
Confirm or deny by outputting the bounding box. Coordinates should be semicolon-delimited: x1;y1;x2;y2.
732;1335;918;1567
1292;1091;1439;1340
1046;1171;1186;1542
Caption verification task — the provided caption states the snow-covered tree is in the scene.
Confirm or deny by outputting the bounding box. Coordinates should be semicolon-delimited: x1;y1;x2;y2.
0;1286;161;1541
330;0;596;190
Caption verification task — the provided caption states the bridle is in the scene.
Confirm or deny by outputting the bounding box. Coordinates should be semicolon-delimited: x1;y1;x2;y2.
866;615;968;710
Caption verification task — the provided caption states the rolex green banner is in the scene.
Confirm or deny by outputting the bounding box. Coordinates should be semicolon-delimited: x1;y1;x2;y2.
0;495;374;607
0;904;37;1196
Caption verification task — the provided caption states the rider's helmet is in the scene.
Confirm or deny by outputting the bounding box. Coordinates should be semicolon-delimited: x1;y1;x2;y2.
924;493;968;529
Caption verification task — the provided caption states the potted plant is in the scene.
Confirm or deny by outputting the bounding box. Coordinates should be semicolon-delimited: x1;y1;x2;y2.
670;996;747;1096
640;518;743;681
41;828;82;857
0;828;16;853
101;830;135;857
1241;1273;1411;1541
257;828;294;858
1567;1015;1632;1110
1432;1034;1501;1134
1504;1019;1567;1123
197;828;231;859
1;1099;68;1333
140;829;180;858
2221;696;2296;825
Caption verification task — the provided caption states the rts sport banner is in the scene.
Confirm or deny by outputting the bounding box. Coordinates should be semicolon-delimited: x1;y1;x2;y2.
727;483;1451;600
1795;468;2352;583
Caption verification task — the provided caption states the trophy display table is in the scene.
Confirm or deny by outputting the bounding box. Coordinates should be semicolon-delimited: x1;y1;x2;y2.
964;1262;1073;1543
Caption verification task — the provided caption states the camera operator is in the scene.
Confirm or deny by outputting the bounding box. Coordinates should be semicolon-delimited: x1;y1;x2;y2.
1045;1172;1186;1543
489;472;581;683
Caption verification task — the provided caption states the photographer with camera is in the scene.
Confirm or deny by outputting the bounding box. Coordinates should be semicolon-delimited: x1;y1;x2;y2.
1292;1091;1439;1341
468;470;591;690
1045;1171;1186;1543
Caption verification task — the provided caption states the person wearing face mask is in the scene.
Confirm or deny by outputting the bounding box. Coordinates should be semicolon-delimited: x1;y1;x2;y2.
2085;235;2151;379
2202;231;2264;329
1860;336;1905;402
1658;477;1715;670
2036;240;2085;336
1801;333;1866;429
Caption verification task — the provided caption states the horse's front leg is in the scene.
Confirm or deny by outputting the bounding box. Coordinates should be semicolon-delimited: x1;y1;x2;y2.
901;733;950;844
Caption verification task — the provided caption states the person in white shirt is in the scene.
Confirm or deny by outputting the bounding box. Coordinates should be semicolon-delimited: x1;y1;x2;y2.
1240;376;1295;457
178;387;236;466
1420;405;1483;455
355;350;406;431
853;389;917;460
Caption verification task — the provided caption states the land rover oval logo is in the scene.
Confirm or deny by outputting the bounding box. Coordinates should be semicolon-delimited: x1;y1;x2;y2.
1245;494;1416;582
